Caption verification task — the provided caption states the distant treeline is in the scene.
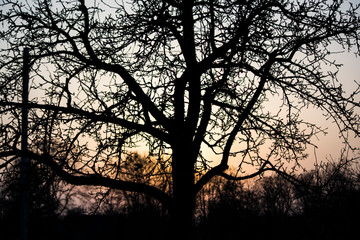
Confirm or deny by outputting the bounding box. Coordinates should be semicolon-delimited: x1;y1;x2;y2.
0;157;359;240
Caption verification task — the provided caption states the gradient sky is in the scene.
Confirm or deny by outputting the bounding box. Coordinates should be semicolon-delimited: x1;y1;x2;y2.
207;45;360;173
2;0;359;174
302;48;360;167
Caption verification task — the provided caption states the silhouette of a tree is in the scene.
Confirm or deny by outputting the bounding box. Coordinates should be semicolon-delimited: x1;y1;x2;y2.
1;0;360;235
295;156;360;216
0;159;62;238
199;158;360;239
259;175;294;217
89;152;168;216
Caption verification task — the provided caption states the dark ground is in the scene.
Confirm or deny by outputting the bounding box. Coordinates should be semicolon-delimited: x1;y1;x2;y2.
0;210;359;240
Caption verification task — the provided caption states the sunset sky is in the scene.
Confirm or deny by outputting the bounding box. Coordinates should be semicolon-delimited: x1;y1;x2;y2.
2;0;359;174
202;45;360;172
1;2;360;240
299;47;360;169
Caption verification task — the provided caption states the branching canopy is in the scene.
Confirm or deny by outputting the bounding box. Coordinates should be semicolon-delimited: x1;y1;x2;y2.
0;0;359;207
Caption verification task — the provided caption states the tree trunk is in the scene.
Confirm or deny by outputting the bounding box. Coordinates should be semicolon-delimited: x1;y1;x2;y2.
169;145;195;237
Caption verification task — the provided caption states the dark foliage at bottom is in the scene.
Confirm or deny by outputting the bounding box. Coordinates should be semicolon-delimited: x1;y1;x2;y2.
1;160;359;239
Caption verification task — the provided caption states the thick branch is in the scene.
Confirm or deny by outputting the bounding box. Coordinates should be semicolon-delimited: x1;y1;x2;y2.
220;57;274;167
1;149;172;207
195;57;276;192
95;62;172;131
0;101;171;143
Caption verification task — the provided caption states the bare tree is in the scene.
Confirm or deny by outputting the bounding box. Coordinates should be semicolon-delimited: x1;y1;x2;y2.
0;159;63;238
295;153;360;215
258;175;294;217
89;152;169;216
1;0;360;235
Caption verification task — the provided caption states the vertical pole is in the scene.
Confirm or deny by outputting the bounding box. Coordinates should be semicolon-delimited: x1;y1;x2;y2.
20;47;30;240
